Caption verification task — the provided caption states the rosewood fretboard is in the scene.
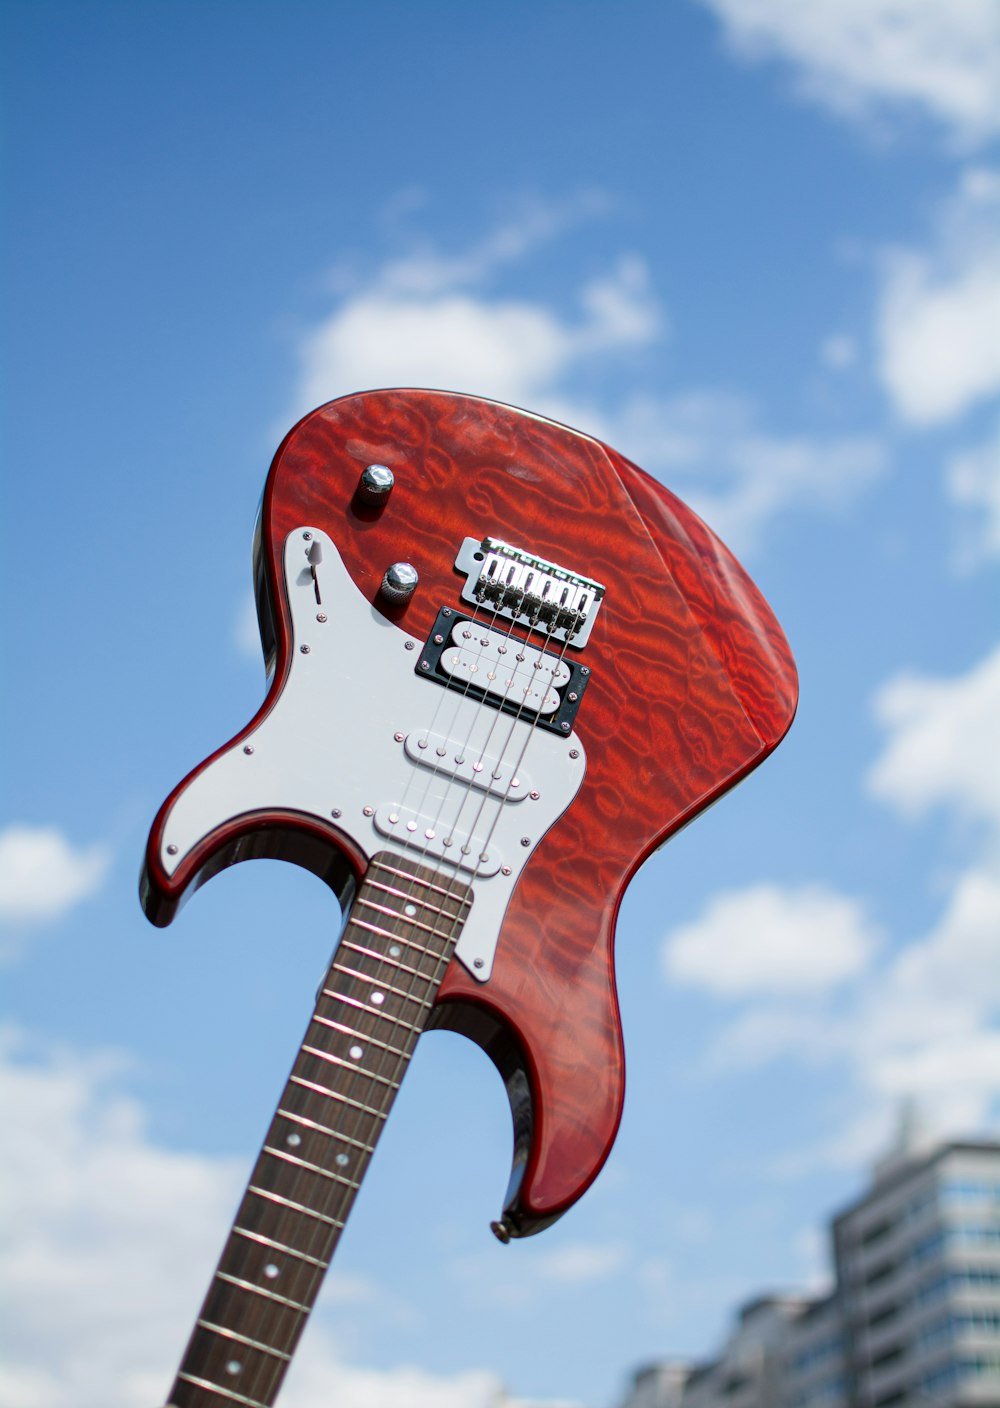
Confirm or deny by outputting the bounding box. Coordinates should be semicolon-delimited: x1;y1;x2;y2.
166;850;473;1408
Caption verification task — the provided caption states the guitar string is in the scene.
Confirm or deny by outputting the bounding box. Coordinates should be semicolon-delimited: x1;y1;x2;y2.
236;613;521;1403
415;607;541;866
180;555;489;1404
210;568;582;1405
387;593;510;850
238;851;471;1408
244;604;578;1403
411;569;581;873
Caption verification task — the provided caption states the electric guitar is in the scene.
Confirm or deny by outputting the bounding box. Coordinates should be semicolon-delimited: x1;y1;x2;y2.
141;388;797;1408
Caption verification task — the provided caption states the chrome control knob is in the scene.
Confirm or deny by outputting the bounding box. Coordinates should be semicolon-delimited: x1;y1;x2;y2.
380;561;418;605
357;463;395;506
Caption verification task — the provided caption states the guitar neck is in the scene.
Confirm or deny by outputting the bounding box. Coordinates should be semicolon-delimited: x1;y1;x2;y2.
166;850;473;1408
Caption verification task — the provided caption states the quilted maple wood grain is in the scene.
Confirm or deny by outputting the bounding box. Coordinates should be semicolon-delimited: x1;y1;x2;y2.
144;389;797;1238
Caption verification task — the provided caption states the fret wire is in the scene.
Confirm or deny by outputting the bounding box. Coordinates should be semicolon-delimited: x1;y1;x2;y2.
318;989;423;1032
339;936;440;981
177;1371;270;1407
348;911;453;956
275;1107;375;1153
359;879;453;916
352;896;465;945
368;860;474;905
287;1074;390;1118
330;963;435;1006
298;1043;402;1090
247;1183;345;1228
262;1144;361;1189
231;1226;330;1268
215;1271;310;1313
307;1014;410;1060
196;1319;293;1361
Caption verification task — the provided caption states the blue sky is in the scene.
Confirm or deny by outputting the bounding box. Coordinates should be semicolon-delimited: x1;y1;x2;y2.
2;3;999;1406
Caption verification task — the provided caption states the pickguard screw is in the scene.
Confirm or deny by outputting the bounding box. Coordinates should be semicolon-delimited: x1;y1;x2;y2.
405;641;415;651
300;644;310;654
581;666;590;675
442;608;453;617
530;789;540;800
419;661;430;671
569;748;580;759
243;744;254;755
433;634;444;645
303;531;312;540
474;958;484;969
317;613;327;623
520;836;531;847
568;691;578;702
501;865;512;876
363;806;374;817
394;732;404;743
166;844;178;855
560;721;570;732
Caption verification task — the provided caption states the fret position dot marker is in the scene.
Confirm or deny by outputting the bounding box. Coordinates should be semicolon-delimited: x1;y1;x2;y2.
371;992;385;1005
349;1045;364;1060
389;944;402;957
286;1132;302;1147
404;904;417;917
226;1361;242;1375
336;1152;350;1166
264;1263;280;1279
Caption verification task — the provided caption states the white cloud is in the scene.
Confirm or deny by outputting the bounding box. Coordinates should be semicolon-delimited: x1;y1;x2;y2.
820;334;857;371
293;220;887;556
867;642;1000;827
0;1029;574;1408
0;824;110;927
663;884;879;997
532;1241;628;1285
697;0;1000;148
615;392;887;555
0;1030;243;1408
947;416;1000;569
697;645;1000;1168
294;195;656;425
283;1357;509;1408
295;253;659;421
876;166;1000;425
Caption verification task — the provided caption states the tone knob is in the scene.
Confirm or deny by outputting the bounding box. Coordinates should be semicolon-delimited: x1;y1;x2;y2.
380;562;418;604
357;463;395;506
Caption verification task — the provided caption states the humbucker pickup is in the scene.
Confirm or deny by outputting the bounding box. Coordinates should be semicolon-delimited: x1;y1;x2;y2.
416;608;591;736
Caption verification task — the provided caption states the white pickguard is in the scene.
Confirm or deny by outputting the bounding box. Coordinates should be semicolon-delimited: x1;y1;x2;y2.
159;528;587;981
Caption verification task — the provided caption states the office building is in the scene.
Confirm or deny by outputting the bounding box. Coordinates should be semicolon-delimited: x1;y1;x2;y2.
621;1137;1000;1408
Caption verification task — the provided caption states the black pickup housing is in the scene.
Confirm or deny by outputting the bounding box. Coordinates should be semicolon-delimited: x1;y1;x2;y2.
415;607;590;737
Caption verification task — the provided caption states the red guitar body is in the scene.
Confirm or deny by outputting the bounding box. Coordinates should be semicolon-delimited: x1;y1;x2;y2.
142;388;797;1240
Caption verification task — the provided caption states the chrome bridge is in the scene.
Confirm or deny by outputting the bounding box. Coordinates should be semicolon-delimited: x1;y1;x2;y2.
454;536;605;647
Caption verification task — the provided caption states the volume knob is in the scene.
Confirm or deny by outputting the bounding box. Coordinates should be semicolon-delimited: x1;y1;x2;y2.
380;562;418;605
357;463;395;506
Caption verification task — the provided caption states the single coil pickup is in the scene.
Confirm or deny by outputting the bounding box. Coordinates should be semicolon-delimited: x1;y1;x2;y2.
403;731;530;801
416;608;591;737
372;806;502;876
